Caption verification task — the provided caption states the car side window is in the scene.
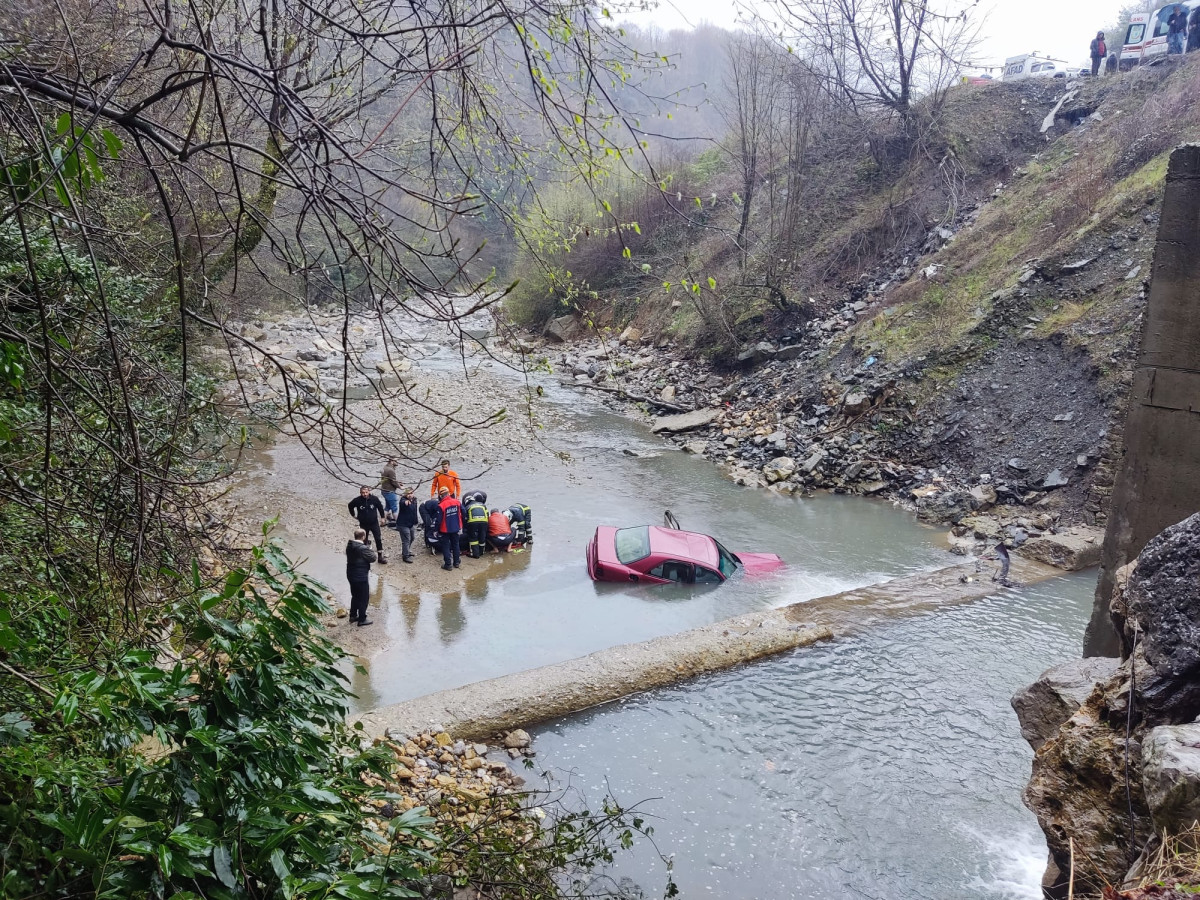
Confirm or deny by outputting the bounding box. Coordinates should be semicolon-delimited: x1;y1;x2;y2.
694;566;722;585
649;561;694;583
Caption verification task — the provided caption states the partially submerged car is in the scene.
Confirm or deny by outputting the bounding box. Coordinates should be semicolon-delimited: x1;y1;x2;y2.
586;525;784;585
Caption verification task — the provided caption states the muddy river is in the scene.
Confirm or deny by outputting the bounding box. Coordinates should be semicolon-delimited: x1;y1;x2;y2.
234;333;1087;900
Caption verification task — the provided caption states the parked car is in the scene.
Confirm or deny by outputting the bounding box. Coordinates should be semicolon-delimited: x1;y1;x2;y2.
1121;3;1200;68
586;524;784;585
1001;53;1069;81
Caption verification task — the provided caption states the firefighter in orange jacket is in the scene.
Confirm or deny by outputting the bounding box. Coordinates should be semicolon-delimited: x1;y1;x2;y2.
430;458;461;498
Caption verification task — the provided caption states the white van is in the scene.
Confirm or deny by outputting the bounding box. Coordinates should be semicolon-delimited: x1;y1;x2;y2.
1001;53;1069;81
1121;2;1200;67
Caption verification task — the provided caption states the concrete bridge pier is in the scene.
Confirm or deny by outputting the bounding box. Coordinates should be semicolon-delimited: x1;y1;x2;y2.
1085;144;1200;657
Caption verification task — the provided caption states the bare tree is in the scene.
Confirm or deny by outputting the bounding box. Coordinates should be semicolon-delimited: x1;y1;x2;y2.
716;30;783;258
768;0;981;141
0;0;665;609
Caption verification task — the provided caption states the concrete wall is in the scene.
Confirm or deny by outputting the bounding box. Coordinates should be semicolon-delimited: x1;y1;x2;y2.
1085;144;1200;657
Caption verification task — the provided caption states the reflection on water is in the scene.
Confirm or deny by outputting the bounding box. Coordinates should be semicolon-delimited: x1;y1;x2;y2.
532;573;1096;900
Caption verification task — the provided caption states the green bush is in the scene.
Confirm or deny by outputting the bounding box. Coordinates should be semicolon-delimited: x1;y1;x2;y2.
0;537;435;900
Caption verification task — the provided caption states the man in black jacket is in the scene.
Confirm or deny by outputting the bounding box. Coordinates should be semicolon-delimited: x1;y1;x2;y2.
395;485;419;563
345;528;376;626
420;494;443;555
348;486;388;563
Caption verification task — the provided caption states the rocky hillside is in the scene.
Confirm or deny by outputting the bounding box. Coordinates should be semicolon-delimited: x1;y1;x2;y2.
512;58;1200;538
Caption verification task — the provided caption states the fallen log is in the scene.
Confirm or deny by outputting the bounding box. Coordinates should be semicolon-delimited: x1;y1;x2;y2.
558;378;691;413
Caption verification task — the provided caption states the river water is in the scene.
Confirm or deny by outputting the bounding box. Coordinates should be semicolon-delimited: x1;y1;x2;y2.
532;573;1093;900
248;333;1090;899
336;353;954;707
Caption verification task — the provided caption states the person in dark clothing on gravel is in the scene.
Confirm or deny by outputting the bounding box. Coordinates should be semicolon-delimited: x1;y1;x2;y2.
395;485;419;563
1089;31;1107;77
380;458;400;523
345;528;376;626
348;486;388;563
1169;5;1188;54
420;495;442;554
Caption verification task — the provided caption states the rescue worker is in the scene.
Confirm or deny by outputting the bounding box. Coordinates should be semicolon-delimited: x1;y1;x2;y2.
430;458;461;498
437;486;463;570
395;485;418;563
463;493;490;558
506;503;532;544
348;486;387;563
487;508;514;552
420;494;443;555
345;528;375;626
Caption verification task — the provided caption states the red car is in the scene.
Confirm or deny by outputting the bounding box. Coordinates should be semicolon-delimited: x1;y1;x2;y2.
586;525;785;585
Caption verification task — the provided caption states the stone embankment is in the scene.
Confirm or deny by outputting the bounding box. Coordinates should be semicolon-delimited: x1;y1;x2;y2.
1014;513;1200;896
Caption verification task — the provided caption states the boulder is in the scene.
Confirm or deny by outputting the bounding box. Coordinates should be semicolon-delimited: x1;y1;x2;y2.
762;457;797;484
969;484;997;509
736;342;776;366
681;441;707;455
1142;724;1200;832
503;729;531;750
1022;659;1153;896
650;408;718;434
544;315;579;343
1125;513;1200;723
800;449;825;475
1016;526;1103;572
1042;469;1070;489
1011;657;1120;751
298;348;327;362
915;489;977;525
618;326;643;345
660;385;677;402
843;392;872;416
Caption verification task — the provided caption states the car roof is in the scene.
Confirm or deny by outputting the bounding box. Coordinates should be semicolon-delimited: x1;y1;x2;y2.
646;526;719;567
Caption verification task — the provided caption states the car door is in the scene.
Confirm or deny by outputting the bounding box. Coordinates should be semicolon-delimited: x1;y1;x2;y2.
648;560;695;584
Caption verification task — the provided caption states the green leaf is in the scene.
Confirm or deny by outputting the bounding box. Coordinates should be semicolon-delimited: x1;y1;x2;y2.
707;277;717;290
101;128;123;159
213;844;236;887
270;848;290;881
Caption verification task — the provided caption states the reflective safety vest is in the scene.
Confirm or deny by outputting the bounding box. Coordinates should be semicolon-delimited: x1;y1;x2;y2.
465;502;489;525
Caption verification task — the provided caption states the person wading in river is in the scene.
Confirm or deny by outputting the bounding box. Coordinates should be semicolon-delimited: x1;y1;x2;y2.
430;458;461;499
348;486;388;563
437;486;463;570
345;528;376;626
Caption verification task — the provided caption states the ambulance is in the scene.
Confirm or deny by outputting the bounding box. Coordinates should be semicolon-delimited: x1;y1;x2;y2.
1120;3;1200;68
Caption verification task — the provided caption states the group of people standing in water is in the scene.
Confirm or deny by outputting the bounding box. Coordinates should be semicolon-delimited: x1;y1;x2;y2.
343;458;532;626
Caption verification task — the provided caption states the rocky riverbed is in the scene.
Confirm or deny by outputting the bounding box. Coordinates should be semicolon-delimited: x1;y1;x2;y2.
518;316;1108;562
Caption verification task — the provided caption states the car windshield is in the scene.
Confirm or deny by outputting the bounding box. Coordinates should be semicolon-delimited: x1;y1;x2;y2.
614;526;651;564
714;540;741;579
